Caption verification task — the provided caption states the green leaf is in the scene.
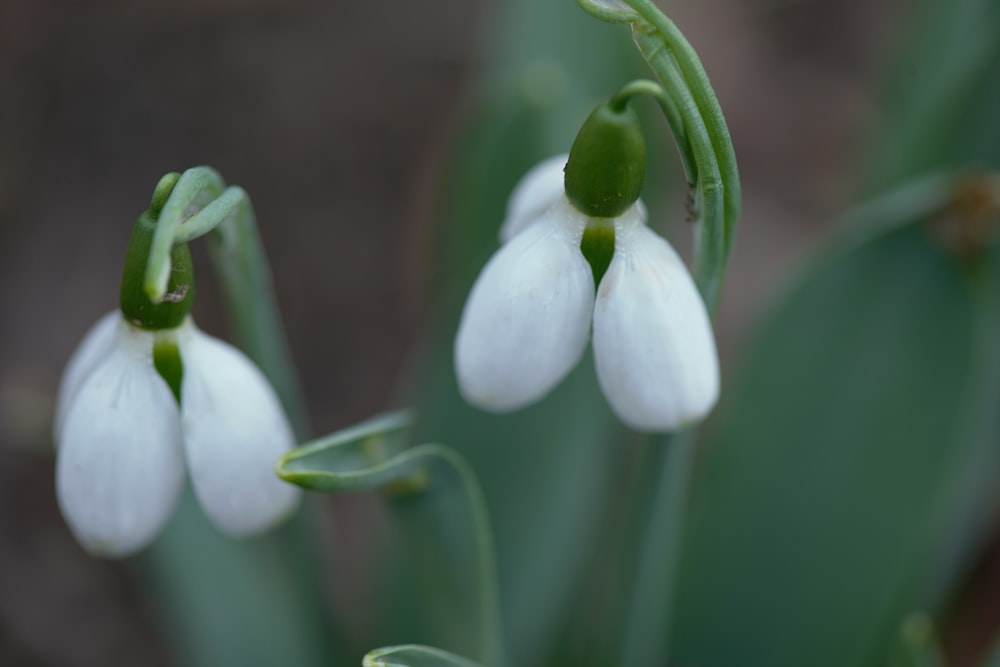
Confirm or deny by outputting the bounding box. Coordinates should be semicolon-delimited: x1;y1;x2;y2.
277;411;414;490
673;223;1000;667
278;416;503;667
363;645;485;667
862;0;1000;192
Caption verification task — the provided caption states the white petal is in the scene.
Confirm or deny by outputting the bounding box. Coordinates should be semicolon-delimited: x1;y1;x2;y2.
456;197;594;412
179;323;300;537
56;320;184;557
499;154;569;243
53;311;120;445
592;209;719;431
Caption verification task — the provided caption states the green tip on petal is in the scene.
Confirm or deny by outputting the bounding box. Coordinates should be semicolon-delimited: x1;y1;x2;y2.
564;102;646;218
153;336;184;403
580;219;616;286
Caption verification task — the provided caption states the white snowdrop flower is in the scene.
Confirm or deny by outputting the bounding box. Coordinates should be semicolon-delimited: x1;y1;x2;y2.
455;100;719;431
55;313;300;557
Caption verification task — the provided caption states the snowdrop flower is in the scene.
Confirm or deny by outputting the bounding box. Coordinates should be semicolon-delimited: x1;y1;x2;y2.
54;208;299;557
455;101;719;432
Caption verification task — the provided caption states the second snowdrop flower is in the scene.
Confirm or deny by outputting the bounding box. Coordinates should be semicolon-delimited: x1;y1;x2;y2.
54;180;299;557
455;99;719;432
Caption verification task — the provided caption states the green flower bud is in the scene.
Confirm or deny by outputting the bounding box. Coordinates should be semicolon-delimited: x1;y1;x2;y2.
119;211;195;331
564;101;646;218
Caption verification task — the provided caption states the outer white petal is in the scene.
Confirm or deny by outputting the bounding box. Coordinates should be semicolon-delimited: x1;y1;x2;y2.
499;154;569;243
179;323;300;537
56;320;184;557
456;197;594;412
592;209;719;431
53;310;120;445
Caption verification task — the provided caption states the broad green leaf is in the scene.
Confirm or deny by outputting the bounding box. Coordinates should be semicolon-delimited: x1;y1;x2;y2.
673;222;1000;667
278;416;502;667
363;644;485;667
672;0;1000;661
862;0;1000;192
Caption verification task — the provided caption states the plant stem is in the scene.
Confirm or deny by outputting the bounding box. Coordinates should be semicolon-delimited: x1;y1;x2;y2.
626;0;741;262
619;429;698;666
279;434;506;667
430;445;506;667
630;25;725;312
206;195;310;438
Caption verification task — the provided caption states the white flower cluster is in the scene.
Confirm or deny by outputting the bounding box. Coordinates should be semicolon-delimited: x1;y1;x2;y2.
455;155;719;432
55;312;300;557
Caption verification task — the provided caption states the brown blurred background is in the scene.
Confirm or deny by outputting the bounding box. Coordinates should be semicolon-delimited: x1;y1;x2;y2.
0;0;902;664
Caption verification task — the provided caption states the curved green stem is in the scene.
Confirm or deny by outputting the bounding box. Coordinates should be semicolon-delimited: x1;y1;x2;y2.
576;0;740;308
204;189;310;437
145;167;228;302
413;445;504;667
609;79;696;191
631;24;726;311
574;0;638;24
174;186;248;243
625;0;741;272
278;417;505;667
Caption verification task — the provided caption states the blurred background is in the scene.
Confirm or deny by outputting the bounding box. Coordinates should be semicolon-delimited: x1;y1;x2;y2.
5;0;999;665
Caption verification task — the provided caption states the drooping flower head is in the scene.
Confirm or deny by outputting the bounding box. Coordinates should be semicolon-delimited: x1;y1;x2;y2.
54;178;299;557
454;99;719;432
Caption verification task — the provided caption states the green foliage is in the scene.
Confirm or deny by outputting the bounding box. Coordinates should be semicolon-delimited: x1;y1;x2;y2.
277;413;503;667
136;496;343;667
126;1;1000;666
863;0;1000;192
670;0;1000;662
674;222;1000;667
